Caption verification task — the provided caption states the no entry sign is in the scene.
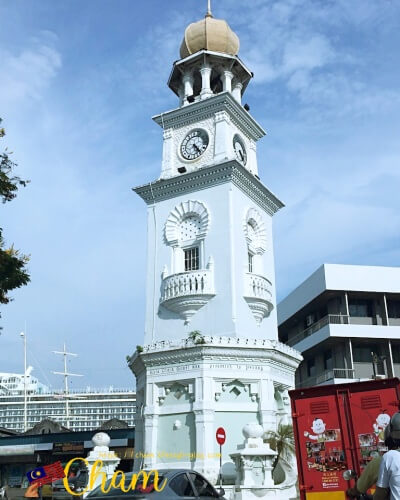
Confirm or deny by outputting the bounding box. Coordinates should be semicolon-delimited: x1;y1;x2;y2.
216;427;226;445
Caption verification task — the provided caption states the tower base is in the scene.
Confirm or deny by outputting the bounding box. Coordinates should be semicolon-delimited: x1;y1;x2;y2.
129;336;302;484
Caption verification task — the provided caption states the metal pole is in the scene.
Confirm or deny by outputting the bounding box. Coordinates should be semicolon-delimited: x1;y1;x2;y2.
383;293;390;326
53;344;82;429
20;332;27;432
64;343;69;426
219;444;222;490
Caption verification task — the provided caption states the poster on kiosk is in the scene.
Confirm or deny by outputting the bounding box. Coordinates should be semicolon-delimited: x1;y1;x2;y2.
290;378;400;500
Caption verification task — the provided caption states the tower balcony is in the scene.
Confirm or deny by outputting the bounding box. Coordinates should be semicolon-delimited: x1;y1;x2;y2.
160;269;215;324
244;273;274;325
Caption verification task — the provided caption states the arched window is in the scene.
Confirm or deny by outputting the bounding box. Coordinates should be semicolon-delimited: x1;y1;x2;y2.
244;208;267;275
165;200;210;274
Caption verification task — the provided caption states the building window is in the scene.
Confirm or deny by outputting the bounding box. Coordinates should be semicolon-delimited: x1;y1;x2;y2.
349;299;372;317
324;350;333;371
307;358;316;378
184;247;199;271
353;345;378;362
388;300;400;319
392;346;400;364
248;253;253;273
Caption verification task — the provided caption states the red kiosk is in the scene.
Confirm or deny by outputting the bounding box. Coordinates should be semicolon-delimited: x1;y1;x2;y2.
290;378;400;500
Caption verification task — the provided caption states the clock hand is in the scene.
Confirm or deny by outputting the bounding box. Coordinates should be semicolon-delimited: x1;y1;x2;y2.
193;143;201;154
239;150;244;161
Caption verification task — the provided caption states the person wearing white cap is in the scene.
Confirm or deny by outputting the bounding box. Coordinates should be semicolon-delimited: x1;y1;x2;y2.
374;412;400;500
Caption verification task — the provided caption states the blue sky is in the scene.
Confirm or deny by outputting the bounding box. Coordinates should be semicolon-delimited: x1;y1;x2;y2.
1;0;399;389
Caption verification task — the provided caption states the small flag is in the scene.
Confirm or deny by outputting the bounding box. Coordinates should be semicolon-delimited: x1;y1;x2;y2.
26;462;65;487
26;467;46;484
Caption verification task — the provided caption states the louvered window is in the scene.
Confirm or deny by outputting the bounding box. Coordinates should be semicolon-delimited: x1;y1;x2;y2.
361;395;382;409
310;400;330;414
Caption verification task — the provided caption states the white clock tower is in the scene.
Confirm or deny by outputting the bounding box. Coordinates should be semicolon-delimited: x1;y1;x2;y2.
129;4;302;485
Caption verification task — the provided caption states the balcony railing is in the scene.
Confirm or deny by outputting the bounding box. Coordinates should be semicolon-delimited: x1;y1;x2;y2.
297;368;355;388
161;270;214;301
160;269;215;324
244;273;273;325
244;273;272;300
287;314;351;346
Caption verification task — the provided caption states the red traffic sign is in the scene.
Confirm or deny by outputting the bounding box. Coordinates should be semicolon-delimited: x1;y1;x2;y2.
216;427;226;445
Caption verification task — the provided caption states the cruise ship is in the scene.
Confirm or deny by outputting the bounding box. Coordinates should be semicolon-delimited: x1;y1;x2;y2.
0;369;136;432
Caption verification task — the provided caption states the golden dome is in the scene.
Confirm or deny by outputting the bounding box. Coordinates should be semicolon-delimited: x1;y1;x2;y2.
180;14;240;59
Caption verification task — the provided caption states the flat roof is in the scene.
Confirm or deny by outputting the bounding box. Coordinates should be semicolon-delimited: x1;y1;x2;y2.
278;264;400;325
0;428;135;446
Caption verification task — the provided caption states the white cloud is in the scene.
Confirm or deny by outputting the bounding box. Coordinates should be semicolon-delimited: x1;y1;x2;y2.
219;0;400;118
0;32;61;108
282;35;334;74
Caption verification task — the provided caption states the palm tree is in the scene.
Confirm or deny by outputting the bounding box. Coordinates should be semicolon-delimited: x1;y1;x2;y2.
264;423;296;474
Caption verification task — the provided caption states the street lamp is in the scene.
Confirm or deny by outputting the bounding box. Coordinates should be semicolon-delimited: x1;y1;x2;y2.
20;332;27;432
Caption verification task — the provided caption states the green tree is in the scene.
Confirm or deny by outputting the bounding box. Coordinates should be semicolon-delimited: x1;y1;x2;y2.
0;119;30;325
265;423;296;475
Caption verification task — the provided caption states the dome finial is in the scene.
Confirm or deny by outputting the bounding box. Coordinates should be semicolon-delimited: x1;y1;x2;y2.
206;0;212;18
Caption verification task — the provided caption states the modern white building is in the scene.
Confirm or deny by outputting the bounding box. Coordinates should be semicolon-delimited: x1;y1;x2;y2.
278;264;400;388
0;377;136;432
129;5;302;487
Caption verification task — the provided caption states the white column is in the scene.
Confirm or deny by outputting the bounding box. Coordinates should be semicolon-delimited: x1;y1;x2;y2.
228;188;237;325
172;246;184;273
133;414;144;470
348;338;354;376
259;379;276;432
133;384;145;471
160;128;174;179
222;70;234;93
200;239;205;269
194;409;216;475
344;292;350;319
214;111;230;162
182;73;194;106
248;139;258;175
383;293;390;326
388;340;395;377
200;65;213;98
142;414;159;469
232;82;243;103
193;375;217;482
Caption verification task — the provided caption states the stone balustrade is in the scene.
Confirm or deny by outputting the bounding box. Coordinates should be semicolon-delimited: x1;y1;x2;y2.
160;269;215;324
140;335;300;356
244;273;272;300
243;273;273;325
161;269;214;302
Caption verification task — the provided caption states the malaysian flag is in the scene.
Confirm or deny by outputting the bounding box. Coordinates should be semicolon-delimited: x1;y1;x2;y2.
26;462;65;487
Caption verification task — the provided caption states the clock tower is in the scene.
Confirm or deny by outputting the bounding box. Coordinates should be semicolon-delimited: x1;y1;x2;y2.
129;4;302;486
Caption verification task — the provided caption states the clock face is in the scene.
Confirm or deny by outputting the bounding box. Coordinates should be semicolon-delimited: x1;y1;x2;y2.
180;129;209;161
233;134;247;166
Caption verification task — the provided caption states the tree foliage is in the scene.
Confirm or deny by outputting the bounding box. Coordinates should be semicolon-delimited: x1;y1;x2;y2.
0;119;30;320
264;423;296;473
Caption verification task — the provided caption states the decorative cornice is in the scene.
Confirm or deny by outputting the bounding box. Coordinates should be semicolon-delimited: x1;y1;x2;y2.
128;335;302;375
153;92;265;141
133;161;284;216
